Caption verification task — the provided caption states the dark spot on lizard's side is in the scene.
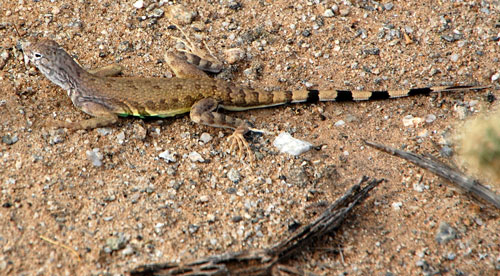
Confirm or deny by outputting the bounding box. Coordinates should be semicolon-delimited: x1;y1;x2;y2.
145;100;156;110
183;95;194;105
105;82;112;88
110;99;132;115
170;97;179;104
194;83;201;90
368;91;390;100
158;99;168;110
176;84;184;90
335;90;354;101
249;91;259;103
284;90;293;102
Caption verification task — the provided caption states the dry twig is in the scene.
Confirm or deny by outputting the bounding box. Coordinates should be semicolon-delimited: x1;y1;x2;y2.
40;235;81;262
129;177;383;276
364;140;500;209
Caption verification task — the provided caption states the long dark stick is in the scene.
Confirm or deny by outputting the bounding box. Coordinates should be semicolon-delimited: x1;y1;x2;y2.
129;177;383;276
364;140;500;209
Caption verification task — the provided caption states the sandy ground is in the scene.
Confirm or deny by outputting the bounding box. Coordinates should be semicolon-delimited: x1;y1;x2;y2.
0;0;499;275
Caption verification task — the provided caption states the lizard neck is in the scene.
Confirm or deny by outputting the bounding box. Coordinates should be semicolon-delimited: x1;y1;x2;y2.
37;49;92;97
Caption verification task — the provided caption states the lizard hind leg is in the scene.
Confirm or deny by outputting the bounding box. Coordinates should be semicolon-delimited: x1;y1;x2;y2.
165;23;223;77
190;98;254;161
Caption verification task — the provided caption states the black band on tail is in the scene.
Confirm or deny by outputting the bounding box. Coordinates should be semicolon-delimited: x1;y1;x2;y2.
335;90;354;101
407;87;433;96
306;90;320;103
368;91;390;100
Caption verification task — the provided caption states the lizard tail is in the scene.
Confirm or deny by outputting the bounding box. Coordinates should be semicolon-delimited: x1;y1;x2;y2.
220;85;490;111
290;85;491;103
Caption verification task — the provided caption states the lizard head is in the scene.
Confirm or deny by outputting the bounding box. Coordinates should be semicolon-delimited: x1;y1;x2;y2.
21;39;65;71
21;39;84;91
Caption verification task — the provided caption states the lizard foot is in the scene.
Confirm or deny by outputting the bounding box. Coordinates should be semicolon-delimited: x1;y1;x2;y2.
228;129;254;164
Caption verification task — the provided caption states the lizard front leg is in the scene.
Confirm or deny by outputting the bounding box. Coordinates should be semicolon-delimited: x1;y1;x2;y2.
52;101;118;130
190;98;253;160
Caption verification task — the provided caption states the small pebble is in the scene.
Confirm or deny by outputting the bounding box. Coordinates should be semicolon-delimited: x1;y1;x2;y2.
159;150;177;163
227;168;241;183
491;72;500;82
402;115;424;127
384;3;394;11
86;148;103;167
106;236;126;251
339;8;350;16
323;9;335;18
439;146;453;157
97;128;112;136
133;0;144;9
122;245;134;256
150;8;164;18
425;114;436;123
166;4;197;24
2;134;18;145
199;195;209;203
334;120;345;126
199;132;213;143
435;222;457;244
116;131;126;144
188;224;199;234
188;151;204;162
224;48;245;64
392;202;402;210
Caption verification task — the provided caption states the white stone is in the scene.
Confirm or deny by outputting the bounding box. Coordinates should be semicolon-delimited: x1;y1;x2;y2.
133;0;144;9
273;132;312;156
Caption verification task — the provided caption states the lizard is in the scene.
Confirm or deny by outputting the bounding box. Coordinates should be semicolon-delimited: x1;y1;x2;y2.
21;34;490;160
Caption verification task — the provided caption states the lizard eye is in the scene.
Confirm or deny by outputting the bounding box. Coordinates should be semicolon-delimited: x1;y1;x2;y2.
34;53;42;59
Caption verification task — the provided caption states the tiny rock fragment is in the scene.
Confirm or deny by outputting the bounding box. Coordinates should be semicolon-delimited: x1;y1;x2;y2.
334;120;345;126
106;236;126;251
403;32;413;44
339;8;350;16
402;115;424;127
199;132;212;143
425;114;436;123
273;132;312;156
392;202;402;210
491;72;500;82
159;150;177;163
188;151;205;162
435;222;457;244
2;134;18;145
0;50;10;70
227;168;241;183
131;123;147;140
224;48;245;64
166;4;197;25
133;0;144;9
323;9;335;18
86;148;103;167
